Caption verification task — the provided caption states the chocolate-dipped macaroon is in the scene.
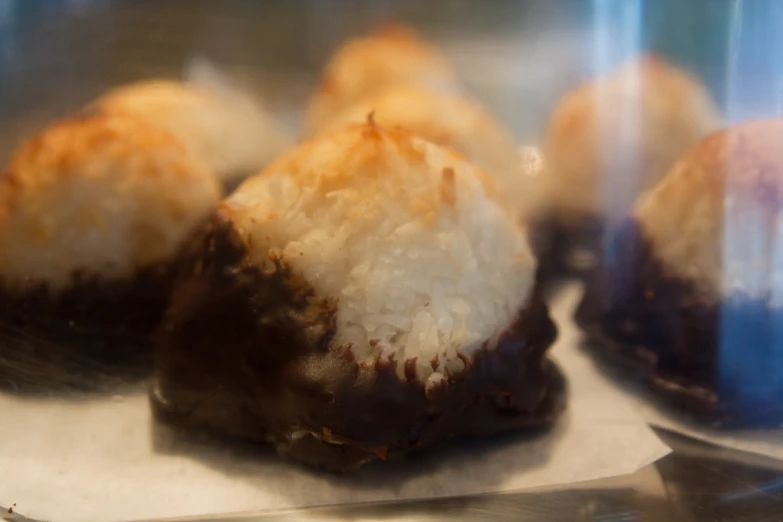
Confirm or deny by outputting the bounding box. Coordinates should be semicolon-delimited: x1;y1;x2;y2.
305;23;459;134
0;112;221;390
93;79;291;191
533;55;721;279
577;119;783;427
153;122;565;471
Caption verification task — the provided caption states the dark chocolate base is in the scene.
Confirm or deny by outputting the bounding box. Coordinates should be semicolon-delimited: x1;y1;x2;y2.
152;211;566;471
576;220;783;428
530;213;606;285
0;264;178;392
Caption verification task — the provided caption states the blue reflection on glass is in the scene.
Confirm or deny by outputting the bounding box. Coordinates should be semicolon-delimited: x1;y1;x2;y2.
590;0;643;271
719;0;783;424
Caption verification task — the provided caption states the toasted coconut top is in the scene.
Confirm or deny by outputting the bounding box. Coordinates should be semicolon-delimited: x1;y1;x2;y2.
635;119;783;302
93;80;291;182
315;84;529;212
305;24;458;134
0;111;222;290
542;54;721;221
223;123;536;374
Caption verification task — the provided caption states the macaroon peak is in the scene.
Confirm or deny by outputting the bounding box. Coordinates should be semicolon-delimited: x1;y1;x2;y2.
305;23;458;134
223;123;535;369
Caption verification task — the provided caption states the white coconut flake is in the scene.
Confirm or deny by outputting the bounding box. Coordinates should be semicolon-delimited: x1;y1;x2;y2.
426;372;446;393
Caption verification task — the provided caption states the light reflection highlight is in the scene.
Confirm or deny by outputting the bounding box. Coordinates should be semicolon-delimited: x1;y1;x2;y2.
718;1;783;423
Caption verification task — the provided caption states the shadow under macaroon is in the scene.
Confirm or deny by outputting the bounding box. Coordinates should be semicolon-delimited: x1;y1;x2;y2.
148;407;566;500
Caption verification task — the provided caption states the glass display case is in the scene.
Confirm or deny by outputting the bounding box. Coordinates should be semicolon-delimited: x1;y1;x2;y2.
1;2;783;521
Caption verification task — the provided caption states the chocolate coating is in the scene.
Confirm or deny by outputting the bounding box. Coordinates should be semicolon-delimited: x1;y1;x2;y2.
530;213;605;284
152;212;566;471
0;264;177;392
576;220;783;427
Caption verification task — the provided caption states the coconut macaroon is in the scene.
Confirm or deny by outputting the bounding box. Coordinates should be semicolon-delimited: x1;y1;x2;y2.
152;122;564;471
0;111;221;390
533;54;721;276
576;119;783;426
92;78;291;190
304;24;458;134
315;84;528;211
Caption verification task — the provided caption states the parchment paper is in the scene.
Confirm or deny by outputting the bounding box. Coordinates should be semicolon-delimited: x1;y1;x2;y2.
560;283;783;463
639;402;783;462
0;290;670;522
